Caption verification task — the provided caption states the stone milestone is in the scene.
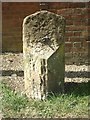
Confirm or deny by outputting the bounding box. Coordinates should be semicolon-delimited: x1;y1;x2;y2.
23;11;65;100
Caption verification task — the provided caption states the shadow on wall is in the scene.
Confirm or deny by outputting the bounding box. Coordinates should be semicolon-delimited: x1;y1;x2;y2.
64;82;89;96
1;70;89;97
1;70;90;78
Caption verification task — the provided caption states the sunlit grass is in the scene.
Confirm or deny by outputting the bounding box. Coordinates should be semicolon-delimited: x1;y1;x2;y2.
1;82;89;118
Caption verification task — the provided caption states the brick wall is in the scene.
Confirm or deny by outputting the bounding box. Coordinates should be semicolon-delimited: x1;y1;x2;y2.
2;2;90;65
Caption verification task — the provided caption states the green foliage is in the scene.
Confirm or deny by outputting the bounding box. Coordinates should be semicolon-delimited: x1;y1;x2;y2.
1;82;89;118
1;83;29;117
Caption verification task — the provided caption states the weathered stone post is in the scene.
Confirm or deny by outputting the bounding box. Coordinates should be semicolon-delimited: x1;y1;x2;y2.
23;11;65;100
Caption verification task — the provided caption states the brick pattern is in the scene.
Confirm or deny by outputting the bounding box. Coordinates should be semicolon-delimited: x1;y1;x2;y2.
2;2;90;64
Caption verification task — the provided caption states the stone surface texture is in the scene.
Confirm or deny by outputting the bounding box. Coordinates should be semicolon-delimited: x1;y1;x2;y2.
23;11;65;99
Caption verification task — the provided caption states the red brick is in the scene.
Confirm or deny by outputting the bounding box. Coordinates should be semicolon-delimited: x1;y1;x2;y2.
57;9;67;15
2;35;21;40
82;40;89;47
82;31;88;37
3;17;21;22
57;8;87;17
69;37;85;42
2;2;39;9
72;47;83;53
2;26;21;32
72;15;88;22
88;19;90;26
2;2;39;14
2;42;23;52
65;31;74;37
65;37;72;42
74;31;82;36
88;26;90;31
66;20;73;25
66;25;86;31
2;32;21;36
65;42;73;52
48;9;57;14
63;15;73;20
73;8;85;14
68;2;85;8
49;2;69;9
73;42;81;48
83;19;88;26
87;9;90;14
73;20;88;26
2;22;21;28
88;13;90;19
57;8;74;15
49;2;86;9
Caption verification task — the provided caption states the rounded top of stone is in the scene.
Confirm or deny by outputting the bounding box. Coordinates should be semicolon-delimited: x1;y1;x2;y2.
23;10;65;55
23;10;65;25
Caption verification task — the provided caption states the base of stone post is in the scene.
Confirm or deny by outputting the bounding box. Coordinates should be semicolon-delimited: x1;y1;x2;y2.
24;44;64;100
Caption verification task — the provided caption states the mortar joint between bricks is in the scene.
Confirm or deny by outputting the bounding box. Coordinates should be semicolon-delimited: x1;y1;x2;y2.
73;42;81;48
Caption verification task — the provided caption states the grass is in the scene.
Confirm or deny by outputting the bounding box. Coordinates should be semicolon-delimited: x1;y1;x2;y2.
0;81;89;118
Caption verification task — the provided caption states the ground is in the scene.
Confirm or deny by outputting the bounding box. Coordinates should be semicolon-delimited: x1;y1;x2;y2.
0;52;89;118
1;52;89;93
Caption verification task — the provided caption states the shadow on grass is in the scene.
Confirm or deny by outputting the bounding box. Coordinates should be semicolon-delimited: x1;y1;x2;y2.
64;81;89;96
46;82;89;100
